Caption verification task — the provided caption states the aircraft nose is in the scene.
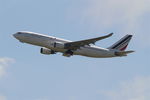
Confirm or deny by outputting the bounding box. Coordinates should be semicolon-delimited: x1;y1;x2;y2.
13;33;18;38
13;32;22;39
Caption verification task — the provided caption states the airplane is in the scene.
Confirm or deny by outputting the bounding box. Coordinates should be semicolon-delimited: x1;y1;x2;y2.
13;31;134;58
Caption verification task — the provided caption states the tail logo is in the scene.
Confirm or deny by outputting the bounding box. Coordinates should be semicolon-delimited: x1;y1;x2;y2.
108;34;132;51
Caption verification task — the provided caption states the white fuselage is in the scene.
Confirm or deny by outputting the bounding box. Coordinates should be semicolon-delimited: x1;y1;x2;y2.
13;32;116;58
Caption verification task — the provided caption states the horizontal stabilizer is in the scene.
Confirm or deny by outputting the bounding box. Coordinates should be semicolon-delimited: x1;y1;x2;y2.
115;50;135;56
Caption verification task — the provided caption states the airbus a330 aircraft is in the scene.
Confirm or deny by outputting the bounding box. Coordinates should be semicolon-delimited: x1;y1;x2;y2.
13;31;134;58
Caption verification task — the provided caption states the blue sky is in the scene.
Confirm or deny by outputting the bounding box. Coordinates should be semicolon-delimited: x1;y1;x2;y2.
0;0;150;100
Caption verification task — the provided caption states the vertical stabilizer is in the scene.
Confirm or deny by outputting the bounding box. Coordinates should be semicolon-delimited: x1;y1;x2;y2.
108;34;132;51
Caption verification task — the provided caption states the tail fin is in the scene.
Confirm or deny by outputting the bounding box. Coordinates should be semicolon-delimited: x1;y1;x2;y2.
108;34;133;51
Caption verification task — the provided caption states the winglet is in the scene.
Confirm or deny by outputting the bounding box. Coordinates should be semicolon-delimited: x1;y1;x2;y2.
97;33;113;41
108;33;114;36
105;33;113;38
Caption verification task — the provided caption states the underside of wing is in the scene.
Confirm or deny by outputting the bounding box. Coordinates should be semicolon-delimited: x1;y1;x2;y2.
64;33;113;50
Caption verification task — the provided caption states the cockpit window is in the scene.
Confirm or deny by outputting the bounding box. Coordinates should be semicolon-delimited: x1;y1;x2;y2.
18;32;22;34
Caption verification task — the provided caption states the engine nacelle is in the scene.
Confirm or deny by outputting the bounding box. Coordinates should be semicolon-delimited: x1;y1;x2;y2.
53;42;65;49
40;47;55;55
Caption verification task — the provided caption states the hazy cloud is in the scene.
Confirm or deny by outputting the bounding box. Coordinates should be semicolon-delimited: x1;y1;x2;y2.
68;0;150;47
84;0;150;28
0;95;7;100
0;57;15;78
100;76;150;100
85;0;150;47
33;97;48;100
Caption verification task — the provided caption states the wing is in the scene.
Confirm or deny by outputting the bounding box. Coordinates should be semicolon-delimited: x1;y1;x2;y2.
64;33;113;50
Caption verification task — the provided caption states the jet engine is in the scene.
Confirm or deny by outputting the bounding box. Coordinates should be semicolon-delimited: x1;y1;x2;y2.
40;47;56;55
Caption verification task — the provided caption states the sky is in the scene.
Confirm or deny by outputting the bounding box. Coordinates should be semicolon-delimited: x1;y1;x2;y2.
0;0;150;100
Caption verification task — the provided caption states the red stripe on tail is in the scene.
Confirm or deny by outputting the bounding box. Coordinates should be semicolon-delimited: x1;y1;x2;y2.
120;45;128;51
